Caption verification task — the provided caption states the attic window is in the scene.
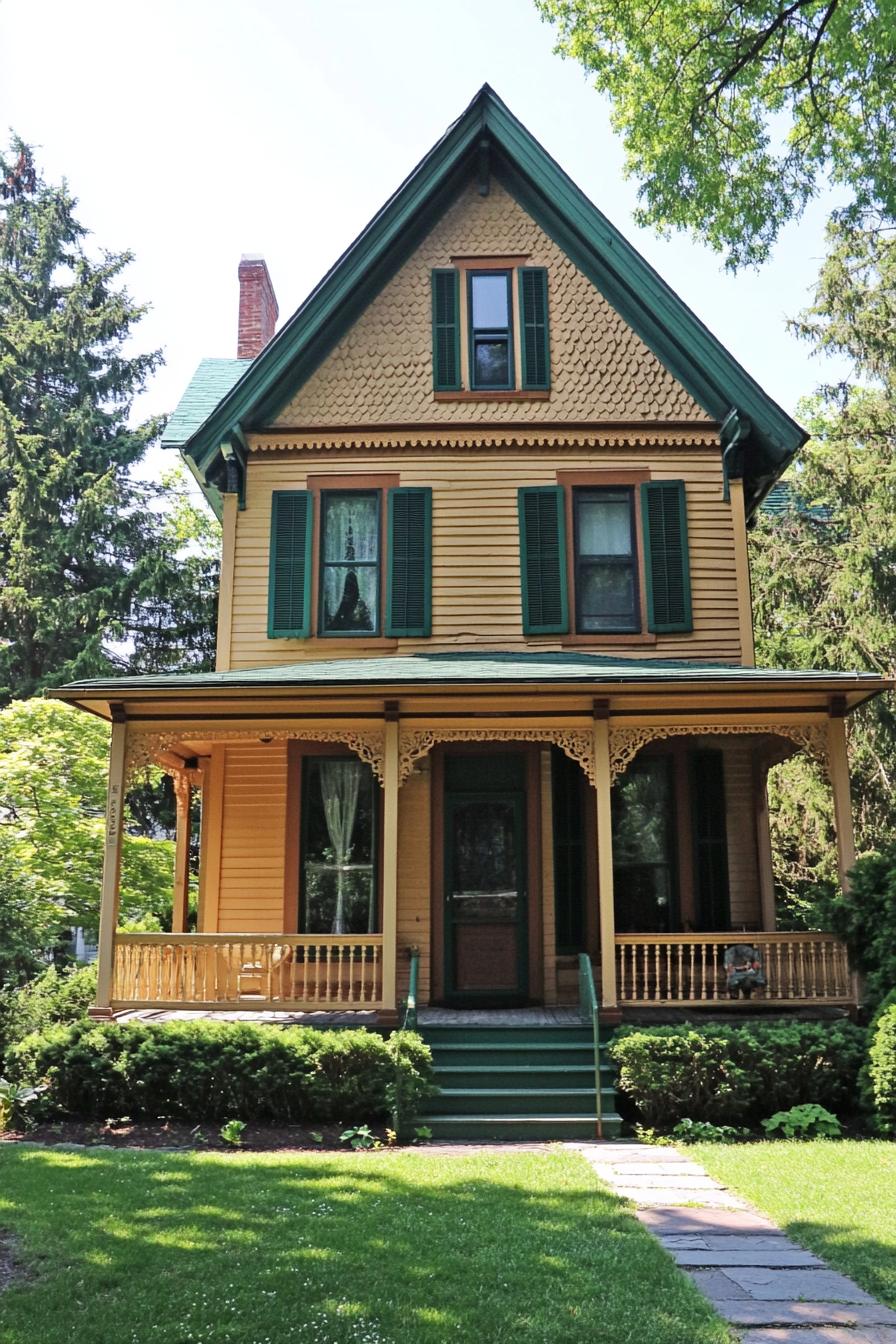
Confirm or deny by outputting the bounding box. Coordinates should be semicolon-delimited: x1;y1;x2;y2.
469;271;512;389
431;264;550;394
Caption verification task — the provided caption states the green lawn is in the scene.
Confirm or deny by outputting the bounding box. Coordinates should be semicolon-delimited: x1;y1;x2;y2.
694;1140;896;1308
0;1145;729;1344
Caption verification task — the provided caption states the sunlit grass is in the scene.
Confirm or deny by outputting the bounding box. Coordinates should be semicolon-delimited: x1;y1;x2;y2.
0;1145;730;1344
694;1139;896;1308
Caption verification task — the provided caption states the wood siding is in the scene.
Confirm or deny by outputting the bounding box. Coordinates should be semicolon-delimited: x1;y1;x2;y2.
273;182;710;428
227;442;741;668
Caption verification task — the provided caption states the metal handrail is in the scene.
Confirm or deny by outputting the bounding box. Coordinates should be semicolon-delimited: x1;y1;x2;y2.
401;946;420;1032
578;953;603;1140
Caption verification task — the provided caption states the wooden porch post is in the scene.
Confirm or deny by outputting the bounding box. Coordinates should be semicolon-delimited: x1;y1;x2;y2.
94;715;128;1013
593;708;618;1008
381;714;400;1014
828;712;857;892
753;756;777;931
171;773;192;934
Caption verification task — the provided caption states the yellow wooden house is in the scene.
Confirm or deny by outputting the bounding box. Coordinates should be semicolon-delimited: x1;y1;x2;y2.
56;87;888;1027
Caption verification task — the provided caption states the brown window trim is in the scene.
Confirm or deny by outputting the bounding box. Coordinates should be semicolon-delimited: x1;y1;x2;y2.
434;390;550;403
285;740;384;936
556;469;652;642
304;472;400;647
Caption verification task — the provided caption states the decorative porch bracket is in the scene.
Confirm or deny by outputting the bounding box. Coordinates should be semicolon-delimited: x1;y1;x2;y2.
607;723;829;783
398;727;596;785
125;727;387;784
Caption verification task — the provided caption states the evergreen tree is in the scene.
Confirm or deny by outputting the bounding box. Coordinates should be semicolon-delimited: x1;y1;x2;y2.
0;136;218;701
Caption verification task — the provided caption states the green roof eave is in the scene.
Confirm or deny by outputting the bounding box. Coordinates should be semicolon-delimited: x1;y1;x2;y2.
176;85;807;517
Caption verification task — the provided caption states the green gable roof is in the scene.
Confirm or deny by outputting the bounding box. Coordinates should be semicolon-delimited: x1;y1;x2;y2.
172;85;807;519
162;359;251;450
55;650;883;696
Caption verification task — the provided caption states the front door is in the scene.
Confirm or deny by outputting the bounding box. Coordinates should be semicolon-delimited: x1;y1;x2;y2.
444;789;528;1003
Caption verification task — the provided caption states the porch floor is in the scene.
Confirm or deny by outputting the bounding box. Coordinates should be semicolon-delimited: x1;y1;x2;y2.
417;1007;585;1027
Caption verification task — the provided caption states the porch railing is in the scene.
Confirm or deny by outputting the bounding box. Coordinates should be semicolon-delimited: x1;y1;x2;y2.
614;932;852;1005
111;933;384;1010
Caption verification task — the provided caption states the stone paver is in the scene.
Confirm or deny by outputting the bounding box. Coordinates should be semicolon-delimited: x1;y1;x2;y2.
572;1142;893;1343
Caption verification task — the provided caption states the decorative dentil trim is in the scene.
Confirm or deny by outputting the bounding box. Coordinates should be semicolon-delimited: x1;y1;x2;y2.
607;723;829;782
125;727;386;785
398;728;596;785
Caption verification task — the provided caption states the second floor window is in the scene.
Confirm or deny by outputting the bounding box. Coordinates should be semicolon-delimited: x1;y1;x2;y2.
573;487;639;634
320;491;380;635
469;271;512;390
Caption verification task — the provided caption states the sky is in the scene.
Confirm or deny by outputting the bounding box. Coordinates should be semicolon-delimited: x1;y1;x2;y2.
0;0;844;456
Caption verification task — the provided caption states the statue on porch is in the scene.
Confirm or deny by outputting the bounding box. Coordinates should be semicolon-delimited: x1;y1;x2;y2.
724;944;766;998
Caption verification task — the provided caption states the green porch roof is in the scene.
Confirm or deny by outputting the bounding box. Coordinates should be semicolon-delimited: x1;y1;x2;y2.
162;359;251;450
169;85;807;521
54;651;886;696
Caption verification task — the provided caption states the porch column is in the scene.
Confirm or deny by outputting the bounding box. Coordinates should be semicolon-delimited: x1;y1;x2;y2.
828;713;857;892
753;757;777;931
171;773;192;934
381;715;400;1014
95;715;128;1013
728;476;755;666
593;709;618;1007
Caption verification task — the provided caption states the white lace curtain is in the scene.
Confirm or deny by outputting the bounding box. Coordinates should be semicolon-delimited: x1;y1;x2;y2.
319;759;369;933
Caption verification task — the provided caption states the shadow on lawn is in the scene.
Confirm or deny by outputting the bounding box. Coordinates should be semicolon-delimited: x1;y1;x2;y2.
0;1146;728;1344
773;1217;896;1311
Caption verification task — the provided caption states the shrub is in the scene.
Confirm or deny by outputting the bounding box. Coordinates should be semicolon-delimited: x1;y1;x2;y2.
0;963;96;1064
609;1021;865;1131
7;1019;435;1126
671;1118;749;1144
868;1002;896;1135
819;847;896;1006
761;1103;842;1138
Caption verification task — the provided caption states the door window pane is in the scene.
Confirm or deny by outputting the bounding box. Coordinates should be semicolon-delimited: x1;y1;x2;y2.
301;757;377;934
449;799;519;922
612;756;676;932
320;492;379;634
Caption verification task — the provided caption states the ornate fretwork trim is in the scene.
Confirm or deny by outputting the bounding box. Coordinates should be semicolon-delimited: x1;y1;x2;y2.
608;723;829;782
398;728;596;786
250;425;719;456
126;728;386;785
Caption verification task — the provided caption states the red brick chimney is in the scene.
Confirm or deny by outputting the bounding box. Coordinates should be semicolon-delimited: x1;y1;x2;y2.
237;255;278;358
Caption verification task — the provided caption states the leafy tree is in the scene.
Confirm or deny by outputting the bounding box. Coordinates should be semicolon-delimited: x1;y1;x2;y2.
0;698;175;985
0;137;218;702
536;0;895;267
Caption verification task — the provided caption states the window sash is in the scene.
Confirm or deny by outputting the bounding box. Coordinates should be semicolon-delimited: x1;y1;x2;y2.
318;490;381;636
300;756;379;935
468;270;514;391
573;487;640;633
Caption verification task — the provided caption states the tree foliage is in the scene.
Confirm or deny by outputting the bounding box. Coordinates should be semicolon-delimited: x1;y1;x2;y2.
537;0;895;267
0;136;218;702
0;698;175;985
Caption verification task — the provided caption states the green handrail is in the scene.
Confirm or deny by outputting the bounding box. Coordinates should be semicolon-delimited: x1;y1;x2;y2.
401;946;420;1032
577;953;603;1140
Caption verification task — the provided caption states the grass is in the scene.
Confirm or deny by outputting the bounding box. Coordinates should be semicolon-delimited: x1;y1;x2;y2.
0;1144;730;1344
693;1139;896;1308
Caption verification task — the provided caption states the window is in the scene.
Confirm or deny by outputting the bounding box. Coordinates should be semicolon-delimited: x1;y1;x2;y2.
518;480;692;638
431;265;550;393
573;487;639;634
469;271;512;390
301;756;377;934
268;486;432;639
319;491;380;635
612;756;677;933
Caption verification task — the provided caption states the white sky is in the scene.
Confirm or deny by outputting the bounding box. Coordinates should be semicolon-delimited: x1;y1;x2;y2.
1;0;843;456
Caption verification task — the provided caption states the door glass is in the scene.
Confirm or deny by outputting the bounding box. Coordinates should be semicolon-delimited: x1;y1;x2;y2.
449;799;519;921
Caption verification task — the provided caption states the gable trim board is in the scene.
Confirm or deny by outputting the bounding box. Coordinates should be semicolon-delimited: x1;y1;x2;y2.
163;86;805;520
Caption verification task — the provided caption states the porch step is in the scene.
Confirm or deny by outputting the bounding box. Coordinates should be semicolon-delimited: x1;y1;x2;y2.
420;1022;623;1141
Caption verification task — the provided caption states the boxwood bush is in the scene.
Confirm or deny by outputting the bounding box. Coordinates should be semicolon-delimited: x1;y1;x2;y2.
8;1019;436;1129
868;1001;896;1134
609;1020;866;1130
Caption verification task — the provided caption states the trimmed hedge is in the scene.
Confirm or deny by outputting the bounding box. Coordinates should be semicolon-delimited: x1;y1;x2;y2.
609;1020;866;1131
8;1020;436;1129
868;1002;896;1135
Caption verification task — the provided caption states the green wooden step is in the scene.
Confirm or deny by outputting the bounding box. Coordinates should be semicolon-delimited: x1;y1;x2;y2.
433;1064;612;1090
426;1041;598;1067
430;1086;615;1117
424;1112;624;1141
421;1026;597;1045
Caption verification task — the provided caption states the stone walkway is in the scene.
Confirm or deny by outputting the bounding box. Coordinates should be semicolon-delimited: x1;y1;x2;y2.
573;1142;896;1344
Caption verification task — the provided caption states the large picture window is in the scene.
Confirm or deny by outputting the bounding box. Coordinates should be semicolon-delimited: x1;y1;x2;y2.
319;491;380;635
573;487;639;633
301;757;377;934
611;756;677;933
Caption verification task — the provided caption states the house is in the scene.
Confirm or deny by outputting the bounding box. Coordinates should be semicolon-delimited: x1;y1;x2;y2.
55;87;888;1028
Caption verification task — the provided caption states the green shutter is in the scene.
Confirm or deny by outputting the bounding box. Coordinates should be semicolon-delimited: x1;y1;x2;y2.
267;490;313;638
432;269;460;391
519;267;550;390
691;750;731;930
518;486;569;635
641;480;693;633
386;487;432;637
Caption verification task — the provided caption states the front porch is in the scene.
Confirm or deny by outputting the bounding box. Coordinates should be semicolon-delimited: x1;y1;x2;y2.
54;653;885;1021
